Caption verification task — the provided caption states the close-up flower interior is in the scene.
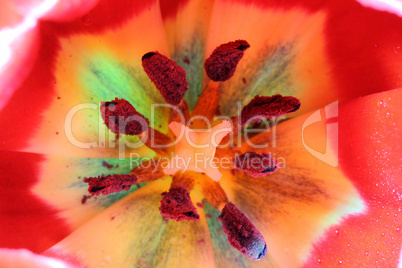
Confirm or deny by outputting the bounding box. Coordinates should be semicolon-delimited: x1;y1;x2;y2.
0;0;401;267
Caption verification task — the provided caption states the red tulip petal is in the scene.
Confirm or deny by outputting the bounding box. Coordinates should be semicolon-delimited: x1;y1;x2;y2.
0;0;102;112
0;150;150;252
305;89;402;267
208;0;402;116
44;180;216;267
0;0;170;158
0;151;71;253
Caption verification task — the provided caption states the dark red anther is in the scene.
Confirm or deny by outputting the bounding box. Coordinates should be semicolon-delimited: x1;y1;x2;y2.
233;152;278;177
218;202;267;260
142;52;188;106
100;98;149;135
84;174;138;196
159;185;200;222
240;94;300;125
204;40;250;82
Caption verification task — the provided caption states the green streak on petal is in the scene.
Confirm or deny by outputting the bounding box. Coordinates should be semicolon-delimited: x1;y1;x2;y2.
220;44;296;116
172;34;205;110
204;202;246;267
125;183;168;265
79;54;169;132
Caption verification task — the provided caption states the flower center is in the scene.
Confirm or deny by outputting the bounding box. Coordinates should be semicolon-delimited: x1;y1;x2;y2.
83;39;301;261
163;121;232;181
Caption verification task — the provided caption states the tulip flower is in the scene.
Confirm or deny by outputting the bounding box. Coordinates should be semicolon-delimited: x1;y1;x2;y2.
0;0;401;267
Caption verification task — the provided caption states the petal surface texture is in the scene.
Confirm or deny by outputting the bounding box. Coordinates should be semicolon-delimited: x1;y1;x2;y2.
305;89;402;267
45;180;216;267
0;0;401;266
206;0;402;116
0;0;169;158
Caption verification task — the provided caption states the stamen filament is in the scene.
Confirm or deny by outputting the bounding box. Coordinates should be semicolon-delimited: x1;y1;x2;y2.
196;174;229;211
130;158;165;183
169;99;190;124
171;171;196;191
139;127;173;156
191;80;220;129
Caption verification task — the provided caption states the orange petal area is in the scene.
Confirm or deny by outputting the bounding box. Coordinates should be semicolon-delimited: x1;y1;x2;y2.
44;180;216;267
160;0;215;109
218;109;365;267
32;154;149;230
24;1;170;158
164;121;232;181
207;1;335;117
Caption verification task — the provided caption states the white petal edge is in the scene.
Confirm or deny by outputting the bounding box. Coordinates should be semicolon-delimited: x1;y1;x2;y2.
0;0;58;111
357;0;402;17
0;248;78;268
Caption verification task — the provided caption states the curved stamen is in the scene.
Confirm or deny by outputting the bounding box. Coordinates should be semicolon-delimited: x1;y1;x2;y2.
196;173;229;211
142;52;188;106
100;98;149;135
191;80;220;129
240;94;300;125
130;158;165;183
159;185;200;222
138;127;173;156
218;202;267;260
169;99;190;124
171;171;196;191
204;40;250;81
84;174;137;196
233;152;278;177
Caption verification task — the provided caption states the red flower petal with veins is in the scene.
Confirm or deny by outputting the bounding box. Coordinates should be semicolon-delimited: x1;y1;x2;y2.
0;0;160;253
0;0;401;266
305;89;402;267
0;151;70;252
